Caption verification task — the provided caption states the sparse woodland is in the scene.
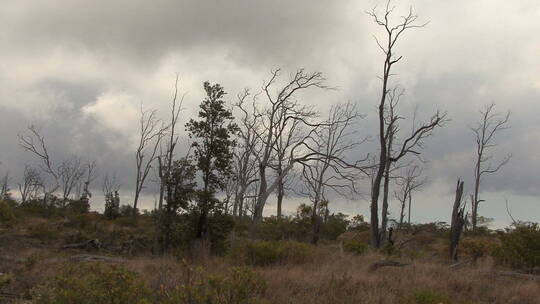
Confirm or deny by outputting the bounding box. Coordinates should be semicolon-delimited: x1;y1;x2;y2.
1;1;539;304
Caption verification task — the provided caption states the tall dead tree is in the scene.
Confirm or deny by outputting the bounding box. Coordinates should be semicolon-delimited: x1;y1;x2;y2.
252;69;329;222
134;107;167;213
233;90;261;218
367;2;444;247
18;165;43;203
471;103;510;231
300;102;365;244
154;75;186;253
450;179;466;261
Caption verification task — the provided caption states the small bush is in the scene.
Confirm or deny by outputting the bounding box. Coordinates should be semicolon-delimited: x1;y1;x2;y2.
492;223;540;271
25;254;40;270
66;198;90;214
159;265;266;304
0;199;16;226
460;238;497;260
342;240;368;255
27;222;60;242
0;272;13;289
402;288;450;304
229;240;313;266
30;262;151;304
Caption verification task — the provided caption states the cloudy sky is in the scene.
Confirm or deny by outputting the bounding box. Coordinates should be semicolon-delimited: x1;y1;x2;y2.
1;0;539;227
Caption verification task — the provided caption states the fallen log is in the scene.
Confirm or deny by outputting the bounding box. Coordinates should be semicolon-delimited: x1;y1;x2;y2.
495;271;540;281
62;239;101;251
70;254;126;264
449;259;472;269
369;260;409;272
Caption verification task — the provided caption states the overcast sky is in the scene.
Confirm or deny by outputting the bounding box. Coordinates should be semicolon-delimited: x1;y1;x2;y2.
1;0;539;227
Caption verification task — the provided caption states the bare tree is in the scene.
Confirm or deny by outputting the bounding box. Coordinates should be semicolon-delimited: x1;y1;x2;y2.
470;103;510;231
233;89;261;218
299;102;365;244
58;157;86;206
102;172;120;197
79;161;97;202
367;2;445;247
19;126;60;203
394;163;425;227
0;171;11;201
252;69;329;221
134;107;168;213
18;165;43;204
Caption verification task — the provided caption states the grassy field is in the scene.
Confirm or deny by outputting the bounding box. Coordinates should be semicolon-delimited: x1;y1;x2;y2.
0;210;539;303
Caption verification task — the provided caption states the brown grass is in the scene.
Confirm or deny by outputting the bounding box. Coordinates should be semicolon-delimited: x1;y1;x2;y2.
1;217;539;303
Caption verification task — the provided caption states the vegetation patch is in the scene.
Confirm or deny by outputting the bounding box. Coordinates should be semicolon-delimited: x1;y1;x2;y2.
228;239;313;266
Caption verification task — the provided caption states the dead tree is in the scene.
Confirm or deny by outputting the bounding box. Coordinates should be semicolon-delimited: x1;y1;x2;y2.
58;157;86;206
18;165;43;203
134;107;167;214
299;102;365;244
233;90;261;218
0;172;10;201
450;179;466;261
394;163;424;228
102;173;121;219
154;75;186;254
367;3;444;247
252;69;329;221
77;161;97;207
471;103;510;231
19;126;60;203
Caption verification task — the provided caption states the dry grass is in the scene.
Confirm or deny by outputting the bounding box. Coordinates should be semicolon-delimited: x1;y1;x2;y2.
1;216;539;303
118;247;540;304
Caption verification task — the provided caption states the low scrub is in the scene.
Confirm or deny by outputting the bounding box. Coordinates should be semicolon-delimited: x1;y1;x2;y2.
27;222;60;242
401;288;450;304
30;262;152;304
228;239;313;266
159;265;267;304
0;200;16;226
342;239;368;255
459;238;498;260
493;223;540;271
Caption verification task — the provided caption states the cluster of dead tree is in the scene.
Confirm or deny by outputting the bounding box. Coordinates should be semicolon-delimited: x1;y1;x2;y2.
6;0;512;257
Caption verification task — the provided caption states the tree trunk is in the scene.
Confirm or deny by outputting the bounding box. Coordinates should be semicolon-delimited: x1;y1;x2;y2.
276;180;284;219
380;159;391;244
254;164;267;222
450;179;465;261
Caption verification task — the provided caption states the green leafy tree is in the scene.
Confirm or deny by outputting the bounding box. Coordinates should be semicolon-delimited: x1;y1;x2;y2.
160;157;197;251
186;82;238;241
104;190;120;220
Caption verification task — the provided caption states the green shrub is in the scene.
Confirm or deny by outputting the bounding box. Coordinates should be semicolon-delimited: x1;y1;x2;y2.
27;222;60;242
402;288;450;304
0;199;15;226
248;216;310;242
0;272;13;289
30;262;151;304
229;240;313;266
342;240;368;255
159;266;267;304
460;238;497;260
492;223;540;271
25;254;40;270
